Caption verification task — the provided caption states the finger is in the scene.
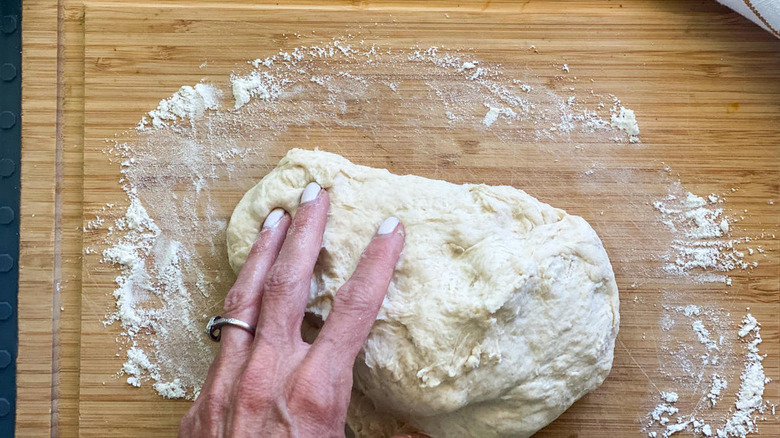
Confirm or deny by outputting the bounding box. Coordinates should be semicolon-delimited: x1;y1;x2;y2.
218;208;291;352
308;217;404;372
256;182;330;341
189;210;290;432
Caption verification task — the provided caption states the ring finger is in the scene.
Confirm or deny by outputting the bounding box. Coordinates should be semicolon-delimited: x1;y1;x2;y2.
219;208;291;354
196;208;291;401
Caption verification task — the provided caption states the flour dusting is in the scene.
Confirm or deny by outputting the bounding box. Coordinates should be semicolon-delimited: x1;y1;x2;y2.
653;183;761;285
644;312;773;438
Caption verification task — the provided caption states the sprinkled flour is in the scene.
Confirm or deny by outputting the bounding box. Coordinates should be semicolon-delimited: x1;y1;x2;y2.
658;302;732;389
653;183;760;285
644;313;773;438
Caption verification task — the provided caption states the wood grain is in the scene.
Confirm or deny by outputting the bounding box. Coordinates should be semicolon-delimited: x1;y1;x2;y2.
19;0;780;436
18;0;58;435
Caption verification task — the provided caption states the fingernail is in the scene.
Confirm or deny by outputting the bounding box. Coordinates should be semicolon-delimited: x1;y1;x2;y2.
262;208;285;229
300;182;321;204
377;216;400;235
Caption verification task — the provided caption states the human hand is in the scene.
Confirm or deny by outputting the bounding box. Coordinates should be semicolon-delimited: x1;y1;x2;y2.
179;182;405;437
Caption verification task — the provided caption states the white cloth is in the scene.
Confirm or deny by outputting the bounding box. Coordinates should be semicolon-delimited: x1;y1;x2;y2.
717;0;780;38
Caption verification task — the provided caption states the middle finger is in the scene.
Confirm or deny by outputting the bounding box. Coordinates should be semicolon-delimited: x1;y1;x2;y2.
256;182;330;342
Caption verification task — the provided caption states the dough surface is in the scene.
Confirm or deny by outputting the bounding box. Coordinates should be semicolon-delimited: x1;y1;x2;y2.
227;149;620;437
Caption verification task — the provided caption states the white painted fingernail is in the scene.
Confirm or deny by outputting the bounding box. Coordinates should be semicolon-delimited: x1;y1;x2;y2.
300;182;321;204
262;208;285;229
377;216;400;235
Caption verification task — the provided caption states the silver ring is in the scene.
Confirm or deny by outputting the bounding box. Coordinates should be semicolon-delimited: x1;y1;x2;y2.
205;316;256;342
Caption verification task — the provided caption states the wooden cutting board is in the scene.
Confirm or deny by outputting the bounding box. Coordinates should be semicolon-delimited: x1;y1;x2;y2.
40;1;780;436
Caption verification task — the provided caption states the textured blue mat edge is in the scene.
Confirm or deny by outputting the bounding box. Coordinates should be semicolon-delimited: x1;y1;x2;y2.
0;0;21;435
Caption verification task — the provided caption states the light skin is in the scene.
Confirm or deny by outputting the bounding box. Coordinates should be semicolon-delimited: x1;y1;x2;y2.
179;182;411;437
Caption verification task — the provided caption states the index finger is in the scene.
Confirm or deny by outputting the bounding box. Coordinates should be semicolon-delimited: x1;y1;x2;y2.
255;182;330;341
308;217;404;369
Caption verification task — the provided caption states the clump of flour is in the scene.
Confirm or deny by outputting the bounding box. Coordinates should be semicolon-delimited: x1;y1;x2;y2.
231;70;284;109
611;106;639;142
140;83;222;130
123;347;157;387
482;105;516;127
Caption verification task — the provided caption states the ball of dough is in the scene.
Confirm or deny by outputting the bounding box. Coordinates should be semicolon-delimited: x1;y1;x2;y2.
227;149;619;437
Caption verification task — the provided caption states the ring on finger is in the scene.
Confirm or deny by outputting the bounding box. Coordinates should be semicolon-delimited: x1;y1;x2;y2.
205;316;256;342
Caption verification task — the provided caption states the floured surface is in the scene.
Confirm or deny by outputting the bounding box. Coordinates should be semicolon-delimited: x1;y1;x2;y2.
79;4;780;437
96;36;642;402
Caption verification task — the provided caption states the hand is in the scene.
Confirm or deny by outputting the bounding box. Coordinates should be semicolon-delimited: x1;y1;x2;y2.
179;182;405;437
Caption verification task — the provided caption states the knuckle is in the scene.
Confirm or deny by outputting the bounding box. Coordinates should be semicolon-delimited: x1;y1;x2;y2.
264;262;306;295
289;376;337;419
234;366;276;412
361;240;388;262
360;244;390;266
248;235;273;258
183;392;225;436
178;411;194;434
292;206;323;230
234;387;274;414
336;278;381;314
222;287;249;316
200;391;227;416
356;246;397;280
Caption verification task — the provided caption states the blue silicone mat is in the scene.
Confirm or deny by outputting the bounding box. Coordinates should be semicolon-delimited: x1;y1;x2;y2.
0;0;21;435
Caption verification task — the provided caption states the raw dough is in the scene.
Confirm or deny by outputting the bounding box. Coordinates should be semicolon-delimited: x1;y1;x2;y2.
227;149;620;437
